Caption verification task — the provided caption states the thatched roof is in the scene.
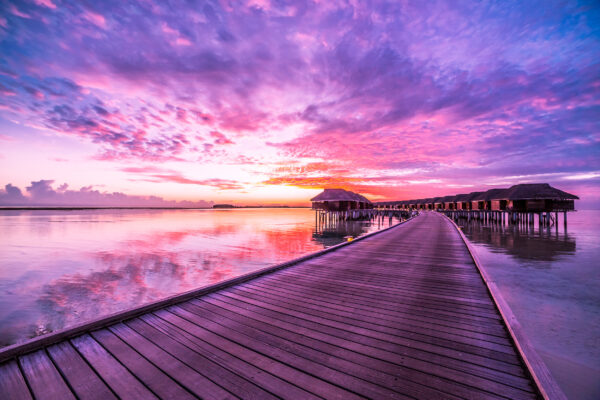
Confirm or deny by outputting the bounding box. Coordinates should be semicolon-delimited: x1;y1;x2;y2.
452;193;469;202
441;195;458;203
311;189;372;203
501;183;579;200
472;189;508;201
455;192;484;202
433;195;454;204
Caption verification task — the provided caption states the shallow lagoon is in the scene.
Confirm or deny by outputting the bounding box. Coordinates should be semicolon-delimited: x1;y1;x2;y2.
0;208;397;347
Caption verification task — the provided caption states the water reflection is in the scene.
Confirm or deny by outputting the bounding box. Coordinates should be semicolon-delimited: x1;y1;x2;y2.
0;208;399;347
456;218;576;262
313;213;398;247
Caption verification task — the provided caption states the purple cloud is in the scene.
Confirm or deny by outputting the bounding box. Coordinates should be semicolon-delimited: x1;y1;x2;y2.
0;180;213;207
0;0;598;203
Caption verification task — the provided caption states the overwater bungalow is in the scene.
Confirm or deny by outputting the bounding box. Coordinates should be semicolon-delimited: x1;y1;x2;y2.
470;189;507;210
429;197;442;210
311;188;373;211
434;196;453;210
499;183;578;212
416;198;429;210
441;195;458;210
455;192;483;210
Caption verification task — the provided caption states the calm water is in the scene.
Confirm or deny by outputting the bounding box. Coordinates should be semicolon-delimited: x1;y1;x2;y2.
1;208;597;398
0;208;398;348
456;210;600;400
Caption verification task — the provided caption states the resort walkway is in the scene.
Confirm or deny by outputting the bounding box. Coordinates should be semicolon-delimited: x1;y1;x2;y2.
0;212;540;399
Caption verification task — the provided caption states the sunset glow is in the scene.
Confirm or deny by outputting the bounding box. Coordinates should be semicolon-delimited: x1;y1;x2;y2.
1;1;599;206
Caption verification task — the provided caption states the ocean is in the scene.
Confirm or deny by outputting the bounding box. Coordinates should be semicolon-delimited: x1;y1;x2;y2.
0;207;597;399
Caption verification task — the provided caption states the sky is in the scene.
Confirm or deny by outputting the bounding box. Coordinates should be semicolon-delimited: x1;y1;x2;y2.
0;0;599;207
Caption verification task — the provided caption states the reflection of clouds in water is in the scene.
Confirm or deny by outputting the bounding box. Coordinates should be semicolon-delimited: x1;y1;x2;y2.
0;209;396;347
0;221;323;346
0;249;235;347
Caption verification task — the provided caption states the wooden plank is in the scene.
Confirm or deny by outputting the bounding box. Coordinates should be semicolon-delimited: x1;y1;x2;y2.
90;328;196;400
278;270;495;306
141;312;318;400
255;276;508;337
263;267;495;307
175;302;416;400
47;341;117;400
200;293;534;397
264;270;497;309
280;265;491;296
246;279;515;349
71;334;158;399
265;274;506;329
172;303;533;400
222;286;520;365
154;308;355;400
188;298;535;396
249;277;510;343
19;349;76;400
0;360;32;400
114;319;266;399
240;278;506;335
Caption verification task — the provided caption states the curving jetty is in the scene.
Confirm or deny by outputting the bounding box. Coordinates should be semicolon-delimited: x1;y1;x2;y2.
0;212;563;399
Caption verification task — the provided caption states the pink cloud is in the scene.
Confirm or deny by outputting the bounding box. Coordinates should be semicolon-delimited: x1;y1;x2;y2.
82;10;106;28
33;0;57;9
175;37;192;46
9;5;31;19
121;167;244;191
210;131;234;145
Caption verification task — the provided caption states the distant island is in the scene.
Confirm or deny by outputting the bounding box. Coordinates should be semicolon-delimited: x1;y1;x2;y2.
212;204;295;209
0;205;304;210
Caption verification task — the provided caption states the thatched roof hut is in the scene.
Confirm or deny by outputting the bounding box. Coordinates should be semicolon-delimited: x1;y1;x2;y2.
501;183;578;200
311;189;373;211
311;189;358;202
500;184;578;212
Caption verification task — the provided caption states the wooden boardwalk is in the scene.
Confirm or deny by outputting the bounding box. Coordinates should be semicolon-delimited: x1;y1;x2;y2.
0;212;542;399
